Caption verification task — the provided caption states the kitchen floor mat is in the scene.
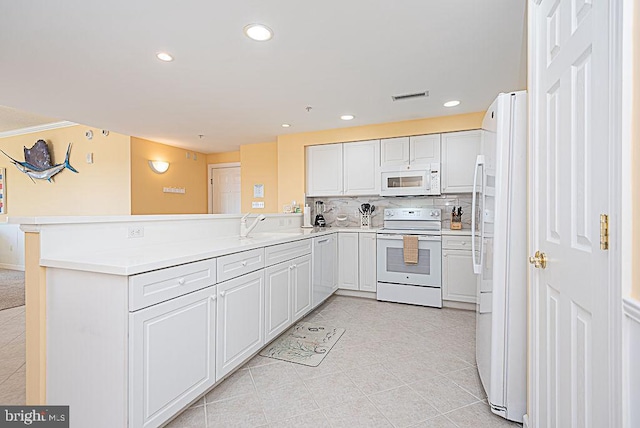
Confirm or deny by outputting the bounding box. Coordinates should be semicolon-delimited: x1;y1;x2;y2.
260;322;345;367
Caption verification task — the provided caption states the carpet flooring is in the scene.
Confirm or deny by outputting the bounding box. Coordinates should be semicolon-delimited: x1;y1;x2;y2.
0;269;25;311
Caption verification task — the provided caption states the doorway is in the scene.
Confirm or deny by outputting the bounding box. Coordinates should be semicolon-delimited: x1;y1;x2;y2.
208;163;241;214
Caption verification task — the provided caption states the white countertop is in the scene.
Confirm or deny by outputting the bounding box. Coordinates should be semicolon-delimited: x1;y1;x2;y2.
38;226;379;276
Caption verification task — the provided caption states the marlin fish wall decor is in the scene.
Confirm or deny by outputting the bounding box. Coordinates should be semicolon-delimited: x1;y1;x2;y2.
1;140;78;182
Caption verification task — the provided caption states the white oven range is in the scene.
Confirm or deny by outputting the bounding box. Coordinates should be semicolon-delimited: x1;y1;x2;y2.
376;208;443;308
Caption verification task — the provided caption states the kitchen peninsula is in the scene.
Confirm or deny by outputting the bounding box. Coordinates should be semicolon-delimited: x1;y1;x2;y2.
13;213;377;428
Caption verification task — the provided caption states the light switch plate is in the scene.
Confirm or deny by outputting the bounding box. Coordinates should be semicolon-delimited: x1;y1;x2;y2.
252;201;265;209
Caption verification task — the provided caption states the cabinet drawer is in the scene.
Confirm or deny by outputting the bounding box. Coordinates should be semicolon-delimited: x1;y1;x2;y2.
129;258;217;311
442;235;473;250
217;248;265;283
265;239;312;267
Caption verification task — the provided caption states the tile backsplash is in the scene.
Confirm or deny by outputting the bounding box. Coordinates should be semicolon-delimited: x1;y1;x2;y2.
307;194;473;229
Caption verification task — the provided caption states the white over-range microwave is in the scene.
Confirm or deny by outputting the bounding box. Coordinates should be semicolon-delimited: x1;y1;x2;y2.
380;163;441;196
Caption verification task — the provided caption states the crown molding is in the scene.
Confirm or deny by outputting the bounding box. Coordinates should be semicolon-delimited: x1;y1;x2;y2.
0;121;77;138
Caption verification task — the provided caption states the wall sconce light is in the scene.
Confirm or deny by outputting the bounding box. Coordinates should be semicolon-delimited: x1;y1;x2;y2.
148;160;170;174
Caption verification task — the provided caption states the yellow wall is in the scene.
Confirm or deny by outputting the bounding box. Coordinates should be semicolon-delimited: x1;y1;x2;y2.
240;142;278;213
276;111;484;209
130;137;208;215
0;125;131;217
633;0;640;299
207;151;240;164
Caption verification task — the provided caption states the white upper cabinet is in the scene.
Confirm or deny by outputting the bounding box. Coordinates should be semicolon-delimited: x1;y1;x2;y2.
410;134;441;166
306;144;343;196
381;134;441;170
380;137;410;167
441;130;481;193
343;140;380;195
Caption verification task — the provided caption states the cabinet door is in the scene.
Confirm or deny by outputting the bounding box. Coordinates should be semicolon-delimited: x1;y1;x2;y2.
442;249;477;303
410;134;441;166
292;254;312;320
328;234;339;293
343;140;380;195
264;262;292;343
130;286;216;428
338;233;359;290
441;130;481;193
216;270;264;380
306;144;344;196
358;233;377;292
380;137;410;168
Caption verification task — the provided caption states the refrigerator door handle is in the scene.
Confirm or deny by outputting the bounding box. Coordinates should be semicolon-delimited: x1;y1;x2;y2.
471;155;485;274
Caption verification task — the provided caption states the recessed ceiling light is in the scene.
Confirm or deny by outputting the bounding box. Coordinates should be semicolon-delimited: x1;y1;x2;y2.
244;24;273;41
281;123;291;128
444;100;461;107
340;115;355;121
156;52;174;62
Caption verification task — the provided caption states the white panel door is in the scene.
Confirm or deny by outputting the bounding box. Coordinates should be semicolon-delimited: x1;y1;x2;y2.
343;140;380;195
358;232;377;292
380;137;410;168
338;232;359;290
441;130;481;193
264;262;292;343
211;167;241;214
216;270;264;380
306;144;344;196
292;254;312;320
130;286;216;428
530;0;612;427
410;134;441;166
442;249;476;303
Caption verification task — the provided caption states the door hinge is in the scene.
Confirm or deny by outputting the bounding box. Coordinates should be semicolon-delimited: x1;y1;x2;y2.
600;214;609;250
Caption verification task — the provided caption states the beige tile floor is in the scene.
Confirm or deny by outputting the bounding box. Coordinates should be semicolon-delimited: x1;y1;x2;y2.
167;296;521;428
0;305;26;405
0;297;521;427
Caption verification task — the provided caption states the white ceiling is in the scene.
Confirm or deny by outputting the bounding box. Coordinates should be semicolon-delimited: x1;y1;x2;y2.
0;1;526;153
0;106;59;133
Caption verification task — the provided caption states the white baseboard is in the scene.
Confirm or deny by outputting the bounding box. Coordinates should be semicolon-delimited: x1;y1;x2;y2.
0;263;25;271
335;289;376;299
623;297;640;428
443;300;475;311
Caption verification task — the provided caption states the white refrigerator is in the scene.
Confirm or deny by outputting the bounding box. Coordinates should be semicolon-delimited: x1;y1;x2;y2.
472;91;527;423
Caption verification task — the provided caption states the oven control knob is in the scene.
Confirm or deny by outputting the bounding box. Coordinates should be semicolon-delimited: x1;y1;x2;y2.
429;212;434;217
434;211;439;217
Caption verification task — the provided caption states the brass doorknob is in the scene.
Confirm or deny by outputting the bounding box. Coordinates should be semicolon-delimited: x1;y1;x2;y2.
529;251;547;269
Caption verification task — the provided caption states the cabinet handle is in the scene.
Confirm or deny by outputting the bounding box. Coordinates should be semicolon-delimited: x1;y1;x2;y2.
461;242;466;246
241;261;247;267
289;265;295;270
210;295;217;302
220;291;226;298
178;278;185;285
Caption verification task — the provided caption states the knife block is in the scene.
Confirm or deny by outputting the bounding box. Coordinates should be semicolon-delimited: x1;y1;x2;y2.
451;213;462;230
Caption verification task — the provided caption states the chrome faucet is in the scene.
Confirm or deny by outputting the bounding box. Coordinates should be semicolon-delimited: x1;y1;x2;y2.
240;212;266;237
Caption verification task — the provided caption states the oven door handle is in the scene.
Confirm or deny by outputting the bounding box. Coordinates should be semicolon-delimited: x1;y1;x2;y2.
377;234;441;241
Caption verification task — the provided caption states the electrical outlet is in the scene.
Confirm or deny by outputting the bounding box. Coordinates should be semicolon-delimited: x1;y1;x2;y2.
127;226;144;238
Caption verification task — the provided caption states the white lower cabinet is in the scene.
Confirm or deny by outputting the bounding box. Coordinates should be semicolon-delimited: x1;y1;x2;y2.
442;235;477;303
339;232;377;292
358;233;377;292
338;232;359;290
292;254;312;319
216;269;265;380
265;254;313;342
264;262;293;342
129;285;217;428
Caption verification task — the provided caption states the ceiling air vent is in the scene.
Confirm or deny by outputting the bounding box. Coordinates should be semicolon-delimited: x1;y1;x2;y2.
392;91;429;102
